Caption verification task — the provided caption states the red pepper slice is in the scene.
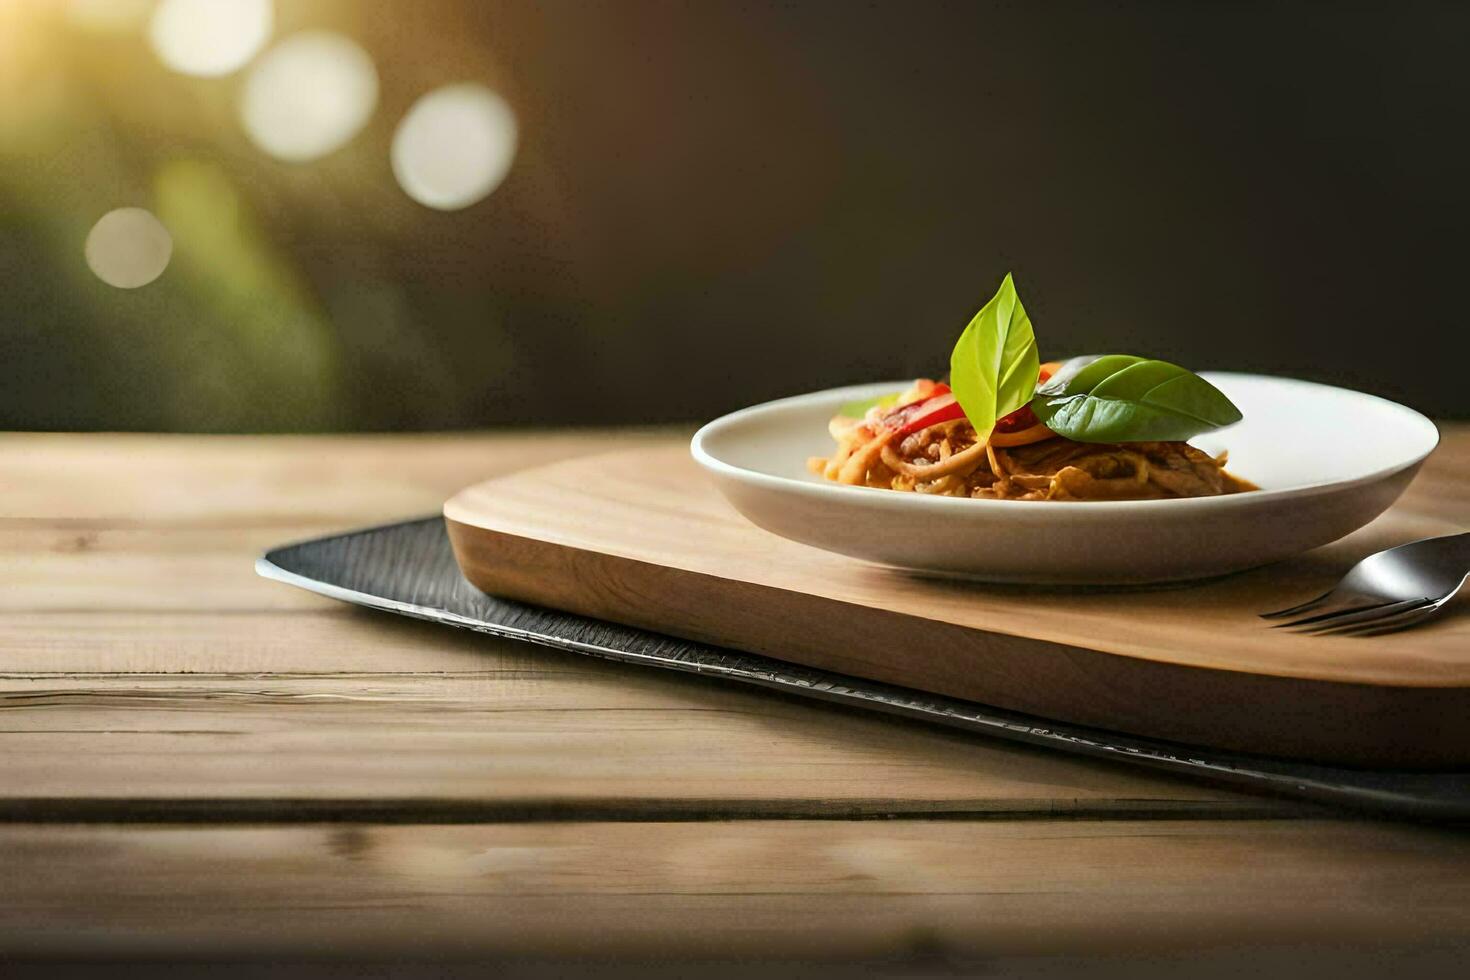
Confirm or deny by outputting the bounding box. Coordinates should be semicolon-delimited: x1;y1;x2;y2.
886;394;965;438
878;368;1054;438
874;387;962;438
994;404;1039;433
1002;364;1058;432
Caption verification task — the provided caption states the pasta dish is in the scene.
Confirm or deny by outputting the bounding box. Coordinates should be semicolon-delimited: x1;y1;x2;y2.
808;274;1256;501
811;372;1256;501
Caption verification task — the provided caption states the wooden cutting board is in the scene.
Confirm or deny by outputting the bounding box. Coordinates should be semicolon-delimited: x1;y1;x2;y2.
445;445;1470;767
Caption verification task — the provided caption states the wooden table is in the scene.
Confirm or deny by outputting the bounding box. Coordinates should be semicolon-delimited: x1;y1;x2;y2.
4;429;1470;973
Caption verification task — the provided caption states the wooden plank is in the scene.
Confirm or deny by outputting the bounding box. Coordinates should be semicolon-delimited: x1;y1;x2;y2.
0;657;1295;815
445;439;1470;766
4;820;1470;958
0;526;337;612
0;610;515;674
0;429;668;612
0;430;677;525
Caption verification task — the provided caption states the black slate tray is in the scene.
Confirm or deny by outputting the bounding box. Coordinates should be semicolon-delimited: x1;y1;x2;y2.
257;517;1470;820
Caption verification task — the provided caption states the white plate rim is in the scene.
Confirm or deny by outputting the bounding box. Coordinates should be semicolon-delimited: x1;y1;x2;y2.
690;372;1440;514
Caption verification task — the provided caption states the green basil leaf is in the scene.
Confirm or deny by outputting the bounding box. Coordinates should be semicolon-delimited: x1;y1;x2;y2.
948;273;1040;436
838;392;900;419
1031;354;1243;443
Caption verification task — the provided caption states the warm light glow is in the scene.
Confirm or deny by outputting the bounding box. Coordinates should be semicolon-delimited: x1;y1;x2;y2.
391;84;518;210
67;0;154;34
148;0;273;78
241;31;378;162
85;208;173;288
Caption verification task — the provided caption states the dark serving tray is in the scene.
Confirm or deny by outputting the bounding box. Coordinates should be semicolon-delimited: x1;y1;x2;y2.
257;517;1470;820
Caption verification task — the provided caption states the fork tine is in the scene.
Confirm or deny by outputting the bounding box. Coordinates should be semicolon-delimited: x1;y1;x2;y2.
1323;602;1443;638
1291;597;1435;635
1268;597;1404;630
1259;589;1337;620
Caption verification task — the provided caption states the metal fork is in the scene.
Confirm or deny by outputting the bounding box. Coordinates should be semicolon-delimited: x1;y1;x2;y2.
1260;531;1470;636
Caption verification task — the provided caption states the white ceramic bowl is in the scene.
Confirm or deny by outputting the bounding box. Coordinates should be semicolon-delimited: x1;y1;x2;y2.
691;373;1439;584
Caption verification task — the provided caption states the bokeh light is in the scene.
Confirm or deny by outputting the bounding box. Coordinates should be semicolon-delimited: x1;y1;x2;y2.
391;84;518;210
241;31;379;162
148;0;273;78
85;208;173;288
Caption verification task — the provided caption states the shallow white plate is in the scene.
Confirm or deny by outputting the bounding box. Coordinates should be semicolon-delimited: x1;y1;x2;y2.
691;373;1439;584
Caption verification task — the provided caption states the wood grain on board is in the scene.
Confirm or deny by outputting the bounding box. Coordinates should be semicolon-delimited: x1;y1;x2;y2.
446;438;1470;766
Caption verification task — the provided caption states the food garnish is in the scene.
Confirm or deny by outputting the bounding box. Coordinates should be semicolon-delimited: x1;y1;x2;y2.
1031;354;1243;444
948;272;1040;443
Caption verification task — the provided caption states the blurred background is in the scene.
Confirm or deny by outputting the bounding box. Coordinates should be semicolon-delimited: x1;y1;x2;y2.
2;0;1465;432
